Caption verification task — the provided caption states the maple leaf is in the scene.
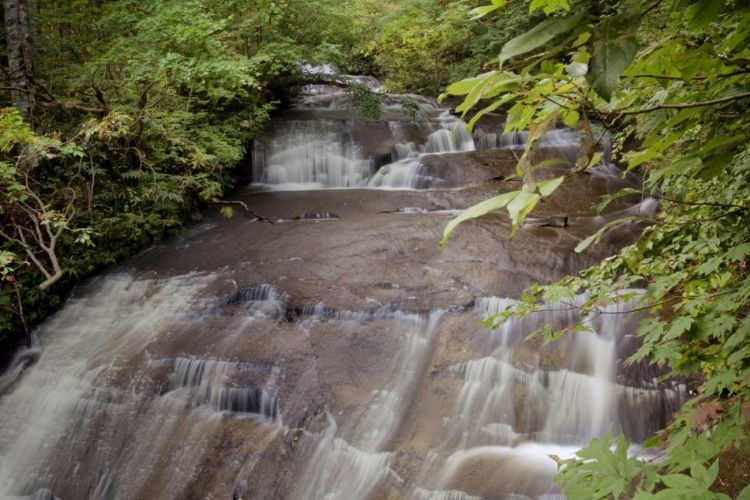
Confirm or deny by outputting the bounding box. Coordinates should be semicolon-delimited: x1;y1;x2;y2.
692;401;723;430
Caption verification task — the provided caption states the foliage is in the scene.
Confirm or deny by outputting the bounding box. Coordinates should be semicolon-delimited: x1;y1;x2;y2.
344;83;382;120
349;0;542;95
441;0;750;497
0;0;370;352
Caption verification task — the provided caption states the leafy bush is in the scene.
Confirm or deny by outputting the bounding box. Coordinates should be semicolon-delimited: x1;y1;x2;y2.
441;0;750;497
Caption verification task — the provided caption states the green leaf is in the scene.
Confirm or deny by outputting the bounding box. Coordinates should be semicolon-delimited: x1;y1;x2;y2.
441;72;495;99
439;191;518;249
469;2;505;20
499;11;586;64
738;485;750;500
661;473;701;490
700;134;747;156
537;176;565;197
665;316;693;340
699;152;736;180
648;155;701;184
727;244;750;262
562;109;580;127
467;93;518;131
641;436;663;448
507;191;540;235
586;14;640;101
456;73;516;115
687;0;724;30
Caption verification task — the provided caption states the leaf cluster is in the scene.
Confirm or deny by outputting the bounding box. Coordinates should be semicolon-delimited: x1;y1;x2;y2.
441;0;750;497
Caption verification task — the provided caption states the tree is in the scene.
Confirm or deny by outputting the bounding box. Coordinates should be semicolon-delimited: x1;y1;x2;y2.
3;0;34;121
440;0;750;497
0;0;374;350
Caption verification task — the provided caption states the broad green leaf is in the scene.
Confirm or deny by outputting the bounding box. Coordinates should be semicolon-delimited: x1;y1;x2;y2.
537;176;565;197
699;152;736;179
439;191;518;249
585;151;604;170
562;109;580;127
586;14;640;101
738;485;750;500
687;0;724;30
700;134;747;156
499;11;586;64
641;436;662;448
668;107;705;127
507;191;540;234
456;73;515;114
648;155;701;184
727;244;750;262
467;93;518;131
665;316;693;340
469;2;504;20
441;72;496;99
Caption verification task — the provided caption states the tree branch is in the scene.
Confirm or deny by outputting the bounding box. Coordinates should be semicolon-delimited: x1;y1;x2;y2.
652;194;750;211
618;92;750;116
627;69;750;81
215;200;274;224
38;100;107;115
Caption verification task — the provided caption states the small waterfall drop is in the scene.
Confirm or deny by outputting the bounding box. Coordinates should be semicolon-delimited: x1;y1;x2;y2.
250;76;619;191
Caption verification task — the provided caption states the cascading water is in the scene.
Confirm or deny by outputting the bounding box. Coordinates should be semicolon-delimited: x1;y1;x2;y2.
0;73;674;500
252;89;614;190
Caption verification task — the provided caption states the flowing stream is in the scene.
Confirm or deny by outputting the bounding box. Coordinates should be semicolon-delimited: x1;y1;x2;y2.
0;76;681;500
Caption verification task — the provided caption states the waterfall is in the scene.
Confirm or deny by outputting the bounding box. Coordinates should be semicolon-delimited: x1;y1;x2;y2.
0;73;677;500
251;78;614;191
430;294;684;497
366;115;476;189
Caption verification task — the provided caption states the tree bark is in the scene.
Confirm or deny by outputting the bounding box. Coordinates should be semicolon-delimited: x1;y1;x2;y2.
3;0;34;121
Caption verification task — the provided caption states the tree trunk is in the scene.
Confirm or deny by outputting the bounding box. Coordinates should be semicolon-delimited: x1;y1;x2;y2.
3;0;34;122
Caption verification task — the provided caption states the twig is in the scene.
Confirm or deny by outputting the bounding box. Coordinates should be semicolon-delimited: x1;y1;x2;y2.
12;280;30;346
626;69;750;81
618;92;750;116
38;100;107;115
641;0;664;16
216;200;274;224
652;195;749;211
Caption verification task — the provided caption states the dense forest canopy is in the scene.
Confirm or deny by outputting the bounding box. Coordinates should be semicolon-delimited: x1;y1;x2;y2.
0;0;367;344
0;0;543;348
2;0;750;498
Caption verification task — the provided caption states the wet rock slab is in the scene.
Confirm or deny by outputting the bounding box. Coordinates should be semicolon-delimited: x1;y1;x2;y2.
0;170;665;499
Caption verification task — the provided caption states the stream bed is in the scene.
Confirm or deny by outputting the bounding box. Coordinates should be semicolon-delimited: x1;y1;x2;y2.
0;77;682;500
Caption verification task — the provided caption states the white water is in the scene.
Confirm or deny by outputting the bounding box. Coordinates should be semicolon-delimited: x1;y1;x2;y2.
252;125;375;187
0;232;681;500
0;274;284;499
292;311;445;499
252;74;609;190
0;73;678;500
424;292;684;497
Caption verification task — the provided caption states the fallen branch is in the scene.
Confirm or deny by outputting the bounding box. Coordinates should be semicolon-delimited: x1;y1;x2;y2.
38;100;107;115
216;200;274;224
